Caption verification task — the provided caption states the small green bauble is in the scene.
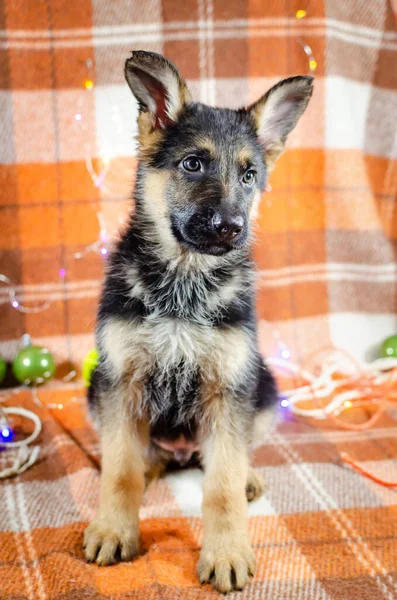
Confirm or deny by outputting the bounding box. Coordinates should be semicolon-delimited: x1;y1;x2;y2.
380;335;397;359
0;356;6;383
82;348;99;387
12;346;56;385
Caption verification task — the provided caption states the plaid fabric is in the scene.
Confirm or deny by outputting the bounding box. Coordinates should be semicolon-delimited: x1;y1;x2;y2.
1;0;397;368
2;2;397;597
2;389;397;599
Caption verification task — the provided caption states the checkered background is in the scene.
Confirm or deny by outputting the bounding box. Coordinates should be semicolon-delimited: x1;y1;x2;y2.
1;0;397;367
1;1;397;598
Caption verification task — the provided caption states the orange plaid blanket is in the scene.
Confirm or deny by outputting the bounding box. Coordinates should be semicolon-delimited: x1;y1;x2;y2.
2;0;397;598
2;389;397;599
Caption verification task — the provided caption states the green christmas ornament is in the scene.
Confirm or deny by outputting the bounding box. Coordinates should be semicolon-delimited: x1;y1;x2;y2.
380;335;397;359
82;348;99;387
12;345;56;385
0;356;6;383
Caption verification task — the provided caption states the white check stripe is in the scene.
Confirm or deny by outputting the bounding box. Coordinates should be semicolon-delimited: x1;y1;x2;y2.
1;18;320;38
205;0;216;106
15;482;47;600
197;0;208;103
0;280;101;294
258;262;397;287
5;485;35;600
1;18;396;50
2;17;397;40
0;280;101;305
268;426;397;445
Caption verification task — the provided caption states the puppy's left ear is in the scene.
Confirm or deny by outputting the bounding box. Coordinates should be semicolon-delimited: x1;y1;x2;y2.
125;51;191;130
248;76;313;168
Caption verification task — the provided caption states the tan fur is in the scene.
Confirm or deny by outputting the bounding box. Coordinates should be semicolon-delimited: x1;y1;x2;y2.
246;468;264;502
143;169;170;218
144;459;167;487
198;411;255;593
84;410;149;565
142;169;186;262
137;112;164;161
100;316;252;408
252;404;277;448
250;189;262;221
237;147;255;167
193;135;217;158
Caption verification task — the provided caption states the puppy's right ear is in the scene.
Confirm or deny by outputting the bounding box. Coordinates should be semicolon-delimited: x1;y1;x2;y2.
248;76;313;169
125;51;191;131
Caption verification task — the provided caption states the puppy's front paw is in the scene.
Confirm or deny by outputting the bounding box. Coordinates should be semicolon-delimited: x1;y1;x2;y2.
198;533;256;592
84;517;139;566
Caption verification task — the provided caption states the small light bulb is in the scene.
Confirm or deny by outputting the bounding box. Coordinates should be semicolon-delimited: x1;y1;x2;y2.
100;248;108;256
84;79;93;90
1;427;11;438
344;400;352;409
12;300;19;308
296;9;307;18
57;404;63;410
281;399;289;408
75;113;82;121
281;348;291;359
309;59;317;71
102;156;111;165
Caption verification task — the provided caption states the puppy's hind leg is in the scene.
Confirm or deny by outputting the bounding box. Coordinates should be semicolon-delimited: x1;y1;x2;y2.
246;468;264;502
84;384;148;566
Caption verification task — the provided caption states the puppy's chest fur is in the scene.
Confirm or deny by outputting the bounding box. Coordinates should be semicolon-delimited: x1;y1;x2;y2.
99;247;256;427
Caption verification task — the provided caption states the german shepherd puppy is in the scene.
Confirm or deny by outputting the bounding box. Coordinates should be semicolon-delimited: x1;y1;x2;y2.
84;51;313;593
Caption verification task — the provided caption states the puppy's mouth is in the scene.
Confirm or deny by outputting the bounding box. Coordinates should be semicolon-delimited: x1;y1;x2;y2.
171;221;246;256
178;238;235;256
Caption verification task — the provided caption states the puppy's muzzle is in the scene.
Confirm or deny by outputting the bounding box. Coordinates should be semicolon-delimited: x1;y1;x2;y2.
211;212;244;243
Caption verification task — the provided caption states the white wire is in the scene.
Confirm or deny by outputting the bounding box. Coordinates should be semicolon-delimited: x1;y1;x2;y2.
268;355;397;420
0;406;42;447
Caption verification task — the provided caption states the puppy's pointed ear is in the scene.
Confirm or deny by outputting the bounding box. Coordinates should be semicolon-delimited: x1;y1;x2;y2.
125;51;191;130
248;76;313;168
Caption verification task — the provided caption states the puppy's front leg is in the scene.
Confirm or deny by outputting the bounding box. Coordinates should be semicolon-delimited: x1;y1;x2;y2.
84;395;147;566
198;406;255;593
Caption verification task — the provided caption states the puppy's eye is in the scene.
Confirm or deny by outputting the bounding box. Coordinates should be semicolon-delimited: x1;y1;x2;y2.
242;169;256;185
182;156;202;172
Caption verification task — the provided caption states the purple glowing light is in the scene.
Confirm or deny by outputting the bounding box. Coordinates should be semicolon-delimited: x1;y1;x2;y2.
100;248;108;256
12;300;19;308
280;399;289;408
59;268;66;277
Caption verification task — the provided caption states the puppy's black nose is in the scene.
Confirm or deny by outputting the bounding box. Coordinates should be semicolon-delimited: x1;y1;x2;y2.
211;213;244;242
